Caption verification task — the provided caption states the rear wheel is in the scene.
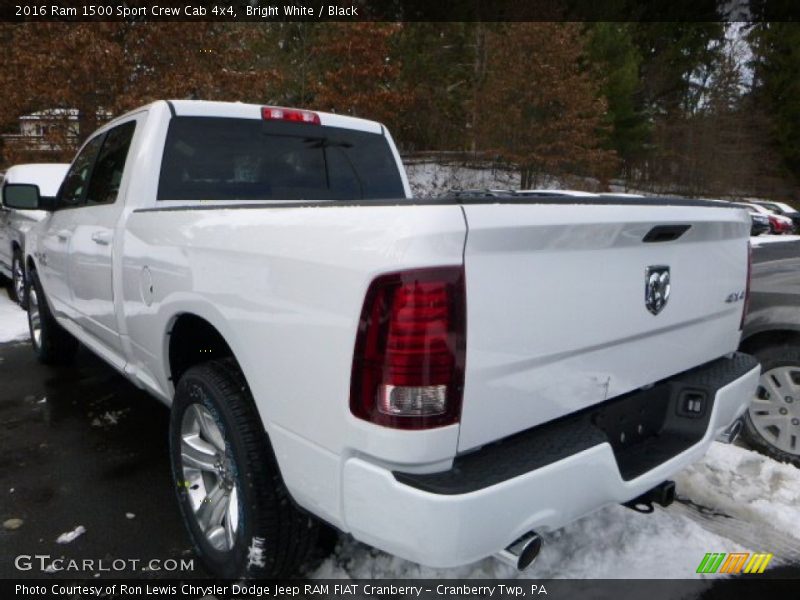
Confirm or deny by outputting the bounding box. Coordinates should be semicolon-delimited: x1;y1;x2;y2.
26;267;78;365
169;359;320;578
742;344;800;467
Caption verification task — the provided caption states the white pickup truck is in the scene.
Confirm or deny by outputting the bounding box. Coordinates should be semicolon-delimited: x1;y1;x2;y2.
0;163;69;307
17;100;759;577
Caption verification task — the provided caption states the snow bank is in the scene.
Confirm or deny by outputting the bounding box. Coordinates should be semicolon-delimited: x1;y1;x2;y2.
405;161;525;198
0;292;28;343
247;536;267;568
675;443;800;539
311;501;749;581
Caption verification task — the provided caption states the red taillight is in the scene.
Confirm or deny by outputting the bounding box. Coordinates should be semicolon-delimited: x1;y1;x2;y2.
350;267;466;429
741;241;752;330
261;106;320;125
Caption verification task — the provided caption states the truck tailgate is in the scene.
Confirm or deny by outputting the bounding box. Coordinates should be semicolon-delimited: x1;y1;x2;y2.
458;202;750;451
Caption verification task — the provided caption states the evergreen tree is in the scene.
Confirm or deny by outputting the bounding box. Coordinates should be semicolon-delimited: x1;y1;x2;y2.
585;23;649;173
748;22;800;183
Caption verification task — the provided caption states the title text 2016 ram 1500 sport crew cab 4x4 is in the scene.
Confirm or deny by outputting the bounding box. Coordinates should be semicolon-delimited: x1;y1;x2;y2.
19;100;759;577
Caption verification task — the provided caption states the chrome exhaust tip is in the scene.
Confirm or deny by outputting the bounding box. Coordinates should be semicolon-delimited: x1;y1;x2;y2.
495;531;543;571
717;419;743;444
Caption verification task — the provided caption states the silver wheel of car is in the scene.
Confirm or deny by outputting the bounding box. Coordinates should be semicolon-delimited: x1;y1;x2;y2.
180;403;239;552
12;256;25;303
28;286;42;349
749;366;800;455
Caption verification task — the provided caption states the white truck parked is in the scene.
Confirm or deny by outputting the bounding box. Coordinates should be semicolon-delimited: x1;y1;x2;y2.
14;100;759;577
0;163;68;307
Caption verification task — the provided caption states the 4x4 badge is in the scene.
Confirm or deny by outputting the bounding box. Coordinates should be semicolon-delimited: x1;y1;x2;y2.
645;266;670;315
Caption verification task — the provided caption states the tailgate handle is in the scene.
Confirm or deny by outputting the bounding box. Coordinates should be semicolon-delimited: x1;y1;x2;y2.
642;224;691;243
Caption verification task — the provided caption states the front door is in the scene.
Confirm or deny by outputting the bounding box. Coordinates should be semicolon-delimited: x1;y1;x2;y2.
39;134;104;316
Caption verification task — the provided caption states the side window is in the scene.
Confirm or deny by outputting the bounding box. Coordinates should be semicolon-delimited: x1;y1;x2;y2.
85;121;136;206
58;135;104;208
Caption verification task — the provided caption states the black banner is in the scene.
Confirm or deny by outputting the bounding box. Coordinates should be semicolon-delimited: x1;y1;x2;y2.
3;577;800;600
1;0;799;23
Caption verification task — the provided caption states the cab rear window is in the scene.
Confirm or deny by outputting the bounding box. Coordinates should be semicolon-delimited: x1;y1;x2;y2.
157;117;405;201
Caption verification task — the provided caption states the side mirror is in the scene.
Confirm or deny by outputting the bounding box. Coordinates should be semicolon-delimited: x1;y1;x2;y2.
2;183;53;211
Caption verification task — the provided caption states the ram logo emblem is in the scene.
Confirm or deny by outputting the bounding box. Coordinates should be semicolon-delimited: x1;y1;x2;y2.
645;266;671;315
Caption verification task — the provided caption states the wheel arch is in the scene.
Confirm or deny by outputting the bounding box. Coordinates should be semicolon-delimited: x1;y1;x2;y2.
161;306;289;468
166;311;239;387
25;253;37;274
740;327;800;355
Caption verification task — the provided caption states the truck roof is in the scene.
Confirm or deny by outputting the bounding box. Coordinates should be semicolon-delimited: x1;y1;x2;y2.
109;100;385;136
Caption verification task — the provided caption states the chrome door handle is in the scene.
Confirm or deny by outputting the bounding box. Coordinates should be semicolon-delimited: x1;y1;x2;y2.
56;230;71;241
91;231;112;246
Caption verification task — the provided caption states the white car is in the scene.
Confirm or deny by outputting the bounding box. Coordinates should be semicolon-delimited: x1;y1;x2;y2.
21;100;758;577
0;163;69;306
749;198;797;215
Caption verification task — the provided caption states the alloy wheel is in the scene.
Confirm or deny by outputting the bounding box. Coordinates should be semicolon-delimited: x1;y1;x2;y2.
13;258;24;303
28;287;41;349
749;366;800;455
179;403;240;551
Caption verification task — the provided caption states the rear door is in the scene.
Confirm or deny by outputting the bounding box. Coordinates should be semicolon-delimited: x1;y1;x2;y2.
458;202;750;451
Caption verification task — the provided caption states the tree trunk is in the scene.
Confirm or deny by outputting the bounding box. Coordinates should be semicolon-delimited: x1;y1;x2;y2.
470;23;486;154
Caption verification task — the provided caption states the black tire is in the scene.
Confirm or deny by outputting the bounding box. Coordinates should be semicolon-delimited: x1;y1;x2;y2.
169;359;320;578
741;344;800;468
26;267;79;365
9;249;27;308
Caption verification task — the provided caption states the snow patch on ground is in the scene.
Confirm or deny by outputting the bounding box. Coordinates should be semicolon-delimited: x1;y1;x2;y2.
0;292;28;343
405;161;522;198
247;536;266;568
56;525;86;544
675;443;800;538
90;408;130;428
530;505;750;580
405;160;602;198
311;503;749;581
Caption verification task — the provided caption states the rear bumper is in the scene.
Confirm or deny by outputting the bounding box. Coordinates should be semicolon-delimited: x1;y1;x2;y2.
340;353;759;568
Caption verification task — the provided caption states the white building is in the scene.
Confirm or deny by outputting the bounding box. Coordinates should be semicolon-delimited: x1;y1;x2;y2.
2;108;111;154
